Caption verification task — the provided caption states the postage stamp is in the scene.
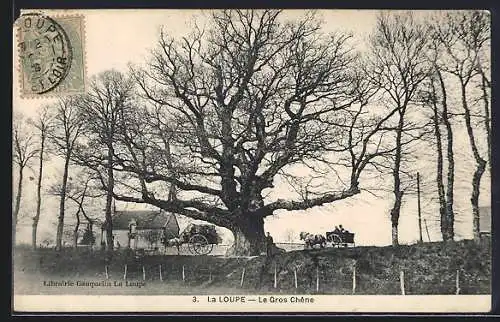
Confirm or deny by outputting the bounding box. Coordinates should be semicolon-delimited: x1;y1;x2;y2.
12;9;492;314
16;12;86;97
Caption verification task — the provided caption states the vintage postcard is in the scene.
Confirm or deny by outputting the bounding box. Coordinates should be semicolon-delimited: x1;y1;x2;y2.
12;9;492;313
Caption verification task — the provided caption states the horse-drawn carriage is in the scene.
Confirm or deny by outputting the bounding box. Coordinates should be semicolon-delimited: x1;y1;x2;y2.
326;230;355;248
162;223;222;255
300;227;355;249
180;223;222;255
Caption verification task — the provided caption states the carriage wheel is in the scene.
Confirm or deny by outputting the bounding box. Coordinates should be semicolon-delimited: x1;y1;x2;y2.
332;235;342;248
189;234;213;255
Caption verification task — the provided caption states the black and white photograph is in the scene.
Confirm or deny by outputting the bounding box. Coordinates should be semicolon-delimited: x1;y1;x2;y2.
12;9;491;313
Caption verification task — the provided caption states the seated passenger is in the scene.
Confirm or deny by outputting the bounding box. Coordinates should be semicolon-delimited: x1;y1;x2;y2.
333;226;341;234
339;225;345;233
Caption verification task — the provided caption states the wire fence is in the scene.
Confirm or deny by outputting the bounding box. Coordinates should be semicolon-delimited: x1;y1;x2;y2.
93;262;490;295
69;254;490;295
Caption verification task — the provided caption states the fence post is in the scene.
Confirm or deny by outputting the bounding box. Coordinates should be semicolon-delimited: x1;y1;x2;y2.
400;270;405;295
123;264;127;280
240;267;246;287
182;265;186;282
352;265;356;295
142;265;146;281
159;264;163;281
455;270;460;295
105;265;109;280
273;265;277;289
209;270;212;283
316;266;319;293
294;267;298;289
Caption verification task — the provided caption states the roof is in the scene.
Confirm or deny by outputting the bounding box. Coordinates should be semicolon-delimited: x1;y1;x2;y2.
111;210;180;235
479;206;491;233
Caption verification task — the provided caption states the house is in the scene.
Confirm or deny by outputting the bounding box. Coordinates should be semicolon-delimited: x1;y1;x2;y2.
101;209;180;250
479;206;491;237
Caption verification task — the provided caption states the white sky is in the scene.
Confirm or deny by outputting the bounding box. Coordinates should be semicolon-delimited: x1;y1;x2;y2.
13;9;491;247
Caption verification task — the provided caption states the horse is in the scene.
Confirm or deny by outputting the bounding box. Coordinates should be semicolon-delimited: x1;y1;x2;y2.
164;237;182;255
299;232;327;249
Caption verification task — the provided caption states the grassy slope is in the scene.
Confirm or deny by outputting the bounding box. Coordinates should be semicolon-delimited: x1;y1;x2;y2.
13;239;491;295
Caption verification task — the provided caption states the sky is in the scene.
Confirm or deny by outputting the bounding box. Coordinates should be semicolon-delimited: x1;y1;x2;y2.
12;9;491;247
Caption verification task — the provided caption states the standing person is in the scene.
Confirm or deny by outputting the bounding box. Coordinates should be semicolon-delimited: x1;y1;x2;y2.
266;232;274;257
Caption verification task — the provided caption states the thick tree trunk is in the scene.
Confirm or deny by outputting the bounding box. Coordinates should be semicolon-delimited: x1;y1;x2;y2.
390;193;402;247
391;223;399;247
56;155;71;251
104;142;115;251
32;135;45;250
13;166;24;245
460;83;487;241
226;214;266;256
437;70;455;241
443;114;455;241
390;114;404;247
432;104;448;241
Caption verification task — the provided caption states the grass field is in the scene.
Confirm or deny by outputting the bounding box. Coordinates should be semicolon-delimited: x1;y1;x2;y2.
13;239;491;295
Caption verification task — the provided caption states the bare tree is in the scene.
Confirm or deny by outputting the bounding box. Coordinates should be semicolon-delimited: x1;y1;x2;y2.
72;70;135;251
50;97;85;250
79;10;401;256
367;12;431;246
12;114;38;244
28;105;54;250
434;68;456;242
65;172;102;248
434;11;490;240
420;72;455;241
420;36;457;241
48;169;104;249
427;76;450;241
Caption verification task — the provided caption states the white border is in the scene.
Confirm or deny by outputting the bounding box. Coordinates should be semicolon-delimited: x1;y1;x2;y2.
13;295;491;313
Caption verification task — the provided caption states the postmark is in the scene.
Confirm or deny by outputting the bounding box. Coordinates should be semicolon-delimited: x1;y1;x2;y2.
16;12;86;97
18;13;72;94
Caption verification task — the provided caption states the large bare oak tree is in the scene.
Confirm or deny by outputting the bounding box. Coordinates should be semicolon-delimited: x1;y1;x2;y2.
69;10;396;256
